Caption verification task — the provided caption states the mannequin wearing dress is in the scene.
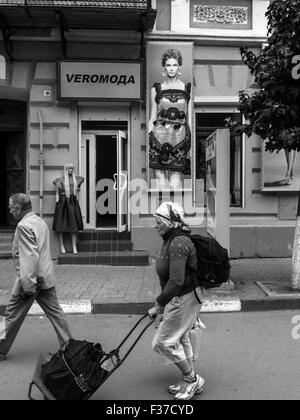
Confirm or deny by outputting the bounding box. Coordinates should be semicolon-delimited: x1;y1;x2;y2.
52;164;84;254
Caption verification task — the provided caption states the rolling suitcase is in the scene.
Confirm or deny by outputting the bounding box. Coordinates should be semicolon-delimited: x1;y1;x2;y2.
28;314;154;400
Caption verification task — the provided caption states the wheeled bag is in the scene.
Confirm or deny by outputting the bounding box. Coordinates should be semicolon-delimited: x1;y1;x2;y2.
28;314;154;401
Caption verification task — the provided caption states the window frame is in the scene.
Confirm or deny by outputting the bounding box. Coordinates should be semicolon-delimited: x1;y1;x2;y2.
194;106;245;208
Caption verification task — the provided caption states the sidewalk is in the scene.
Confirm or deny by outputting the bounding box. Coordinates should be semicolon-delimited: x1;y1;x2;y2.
1;258;300;315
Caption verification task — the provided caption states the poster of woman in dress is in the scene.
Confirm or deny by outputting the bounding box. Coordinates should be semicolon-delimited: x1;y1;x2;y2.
146;41;194;190
262;146;300;191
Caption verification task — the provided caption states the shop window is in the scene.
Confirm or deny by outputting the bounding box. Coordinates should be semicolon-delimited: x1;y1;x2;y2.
190;0;253;30
196;112;243;207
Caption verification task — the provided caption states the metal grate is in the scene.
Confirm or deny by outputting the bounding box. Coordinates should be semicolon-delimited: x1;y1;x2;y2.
0;0;150;8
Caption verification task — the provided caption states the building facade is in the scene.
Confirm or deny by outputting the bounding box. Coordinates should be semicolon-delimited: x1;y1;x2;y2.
0;0;296;261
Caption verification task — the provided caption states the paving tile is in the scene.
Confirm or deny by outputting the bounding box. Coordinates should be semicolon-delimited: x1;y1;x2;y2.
0;258;295;307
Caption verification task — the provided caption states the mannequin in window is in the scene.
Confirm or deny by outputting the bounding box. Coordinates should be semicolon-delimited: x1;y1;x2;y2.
52;163;84;254
149;49;192;190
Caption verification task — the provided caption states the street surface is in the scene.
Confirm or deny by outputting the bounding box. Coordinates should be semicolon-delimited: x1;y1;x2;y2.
0;311;300;400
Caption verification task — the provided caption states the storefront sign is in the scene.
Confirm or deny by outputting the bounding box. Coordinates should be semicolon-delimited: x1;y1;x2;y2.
58;60;142;101
0;55;6;80
292;55;300;80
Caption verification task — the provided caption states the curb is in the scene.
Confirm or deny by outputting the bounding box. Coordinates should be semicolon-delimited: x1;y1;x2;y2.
0;300;92;317
91;298;300;314
2;296;300;316
241;297;300;312
1;299;242;316
92;299;242;314
29;300;92;315
0;298;241;316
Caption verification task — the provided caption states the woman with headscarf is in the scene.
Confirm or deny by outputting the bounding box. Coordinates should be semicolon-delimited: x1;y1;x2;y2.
148;201;205;400
52;163;84;254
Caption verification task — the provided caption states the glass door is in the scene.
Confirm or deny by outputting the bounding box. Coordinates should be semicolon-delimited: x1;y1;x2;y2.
81;130;128;231
80;133;96;229
117;131;128;232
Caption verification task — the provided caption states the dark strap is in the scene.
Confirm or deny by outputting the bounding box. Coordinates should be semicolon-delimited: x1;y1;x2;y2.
192;276;202;305
61;352;92;393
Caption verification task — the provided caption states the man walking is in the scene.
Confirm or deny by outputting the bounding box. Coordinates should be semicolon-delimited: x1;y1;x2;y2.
0;193;72;361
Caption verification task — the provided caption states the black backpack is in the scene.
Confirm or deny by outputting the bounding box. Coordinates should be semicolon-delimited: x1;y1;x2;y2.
169;233;231;291
188;234;231;290
41;339;109;400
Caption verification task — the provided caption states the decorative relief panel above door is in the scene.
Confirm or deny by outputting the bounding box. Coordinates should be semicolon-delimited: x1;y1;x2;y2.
190;0;252;30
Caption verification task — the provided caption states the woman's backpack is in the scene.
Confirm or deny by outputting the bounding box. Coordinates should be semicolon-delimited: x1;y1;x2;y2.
188;234;231;290
169;233;231;291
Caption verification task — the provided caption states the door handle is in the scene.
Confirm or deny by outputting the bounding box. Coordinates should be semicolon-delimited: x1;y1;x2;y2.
113;172;128;191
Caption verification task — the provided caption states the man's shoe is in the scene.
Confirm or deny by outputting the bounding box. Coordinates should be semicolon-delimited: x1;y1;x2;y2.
174;375;205;400
0;354;6;361
168;379;203;396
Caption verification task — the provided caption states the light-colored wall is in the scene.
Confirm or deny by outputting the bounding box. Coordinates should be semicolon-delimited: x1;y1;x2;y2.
192;42;290;220
28;60;78;255
132;224;296;258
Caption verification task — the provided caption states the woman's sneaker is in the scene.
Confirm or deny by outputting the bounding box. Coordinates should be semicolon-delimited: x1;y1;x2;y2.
174;375;205;400
168;376;204;396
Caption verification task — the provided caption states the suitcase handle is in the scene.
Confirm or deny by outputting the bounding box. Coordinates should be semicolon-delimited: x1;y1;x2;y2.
104;314;154;378
117;314;152;351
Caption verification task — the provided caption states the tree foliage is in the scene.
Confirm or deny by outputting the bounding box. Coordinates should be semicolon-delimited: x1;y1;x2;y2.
229;0;300;152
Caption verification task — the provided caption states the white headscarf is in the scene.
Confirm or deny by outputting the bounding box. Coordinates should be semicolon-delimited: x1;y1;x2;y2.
154;201;191;232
